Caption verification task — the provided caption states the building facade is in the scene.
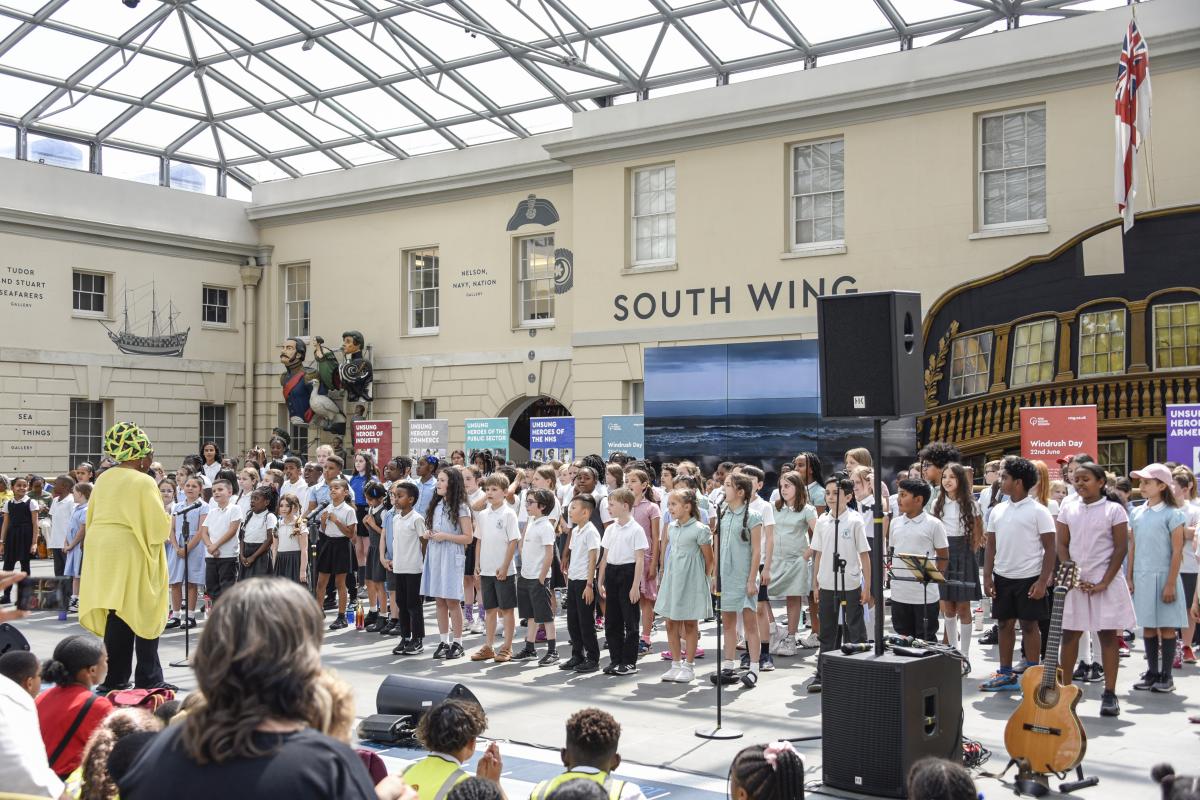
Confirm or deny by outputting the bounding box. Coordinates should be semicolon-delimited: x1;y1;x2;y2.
2;1;1197;475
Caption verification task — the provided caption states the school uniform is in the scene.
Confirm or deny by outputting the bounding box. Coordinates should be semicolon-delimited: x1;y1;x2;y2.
168;500;207;587
566;522;601;663
716;506;761;613
464;488;485;579
274;517;305;583
601;519;649;667
888;511;949;639
811;508;870;654
1130;503;1189;629
518;516;557;624
631;498;662;601
986;497;1055;622
203;501;241;602
748;496;775;601
935;499;982;602
363;504;388;584
239;510;277;579
318;502;355;575
385;508;427;641
63;503;87;578
280;478;309;512
1;497;37;597
47;495;76;576
420;502;470;601
475;503;520;610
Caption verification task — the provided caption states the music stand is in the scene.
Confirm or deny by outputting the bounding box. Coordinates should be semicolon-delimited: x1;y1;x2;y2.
891;553;945;642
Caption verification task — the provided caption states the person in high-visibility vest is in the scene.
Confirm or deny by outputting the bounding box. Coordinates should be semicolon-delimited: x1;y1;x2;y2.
403;699;501;800
528;709;645;800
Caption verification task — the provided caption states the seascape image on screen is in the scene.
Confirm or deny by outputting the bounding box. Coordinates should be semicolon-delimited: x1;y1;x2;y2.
644;341;913;486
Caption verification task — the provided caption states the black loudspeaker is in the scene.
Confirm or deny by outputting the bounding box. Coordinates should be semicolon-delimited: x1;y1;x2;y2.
0;623;30;656
817;291;923;419
375;674;481;718
821;651;961;798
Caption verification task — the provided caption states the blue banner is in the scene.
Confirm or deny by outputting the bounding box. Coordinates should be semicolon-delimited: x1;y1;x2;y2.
602;415;644;459
529;416;574;464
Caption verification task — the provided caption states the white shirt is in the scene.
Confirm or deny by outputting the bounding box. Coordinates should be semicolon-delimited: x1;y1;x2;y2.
389;509;427;574
601;518;649;565
749;495;775;564
201;461;222;482
568;522;602;581
889;511;949;605
276;518;303;553
987;496;1055;580
242;510;277;545
203;501;242;558
0;675;63;798
475;503;520;576
1180;500;1200;574
521;516;557;580
812;509;870;590
324;501;356;538
281;478;309;510
935;498;979;538
47;495;76;548
517;490;561;525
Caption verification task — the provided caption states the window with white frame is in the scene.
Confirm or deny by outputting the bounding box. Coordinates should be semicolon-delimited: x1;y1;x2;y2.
199;404;227;454
1153;437;1168;465
202;285;230;326
413;399;437;420
407;248;439;333
948;332;992;399
979;107;1046;228
791;139;844;247
1078;309;1125;377
69;399;104;467
517;234;555;325
283;263;310;338
1096;440;1128;477
1010;319;1057;387
1153;301;1200;370
72;271;107;316
631;164;675;265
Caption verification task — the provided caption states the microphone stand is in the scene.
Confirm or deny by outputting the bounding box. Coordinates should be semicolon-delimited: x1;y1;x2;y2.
831;480;848;650
697;500;742;741
871;419;886;655
169;506;195;668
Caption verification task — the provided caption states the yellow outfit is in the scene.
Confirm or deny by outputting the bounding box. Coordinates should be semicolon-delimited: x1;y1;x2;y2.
530;768;627;800
402;754;469;800
79;467;170;639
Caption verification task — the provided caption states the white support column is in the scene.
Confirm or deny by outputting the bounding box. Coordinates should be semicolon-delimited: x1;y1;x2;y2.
240;261;264;453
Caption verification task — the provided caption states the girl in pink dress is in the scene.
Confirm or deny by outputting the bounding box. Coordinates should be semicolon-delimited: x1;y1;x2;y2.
626;468;661;653
1055;462;1135;717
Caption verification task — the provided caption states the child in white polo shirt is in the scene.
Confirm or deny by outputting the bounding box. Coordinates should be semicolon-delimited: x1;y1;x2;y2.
385;482;428;654
514;488;559;665
600;488;647;676
887;479;949;641
471;474;520;663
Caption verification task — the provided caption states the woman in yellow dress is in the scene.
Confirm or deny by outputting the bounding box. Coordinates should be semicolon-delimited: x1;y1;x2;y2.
79;422;173;692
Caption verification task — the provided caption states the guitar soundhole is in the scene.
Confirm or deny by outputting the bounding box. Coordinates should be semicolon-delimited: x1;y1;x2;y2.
1037;686;1060;708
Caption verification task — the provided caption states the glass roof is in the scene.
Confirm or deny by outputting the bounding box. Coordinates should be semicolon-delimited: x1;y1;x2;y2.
0;0;1127;186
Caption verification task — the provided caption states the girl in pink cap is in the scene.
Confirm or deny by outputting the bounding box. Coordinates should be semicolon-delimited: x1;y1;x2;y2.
1128;462;1188;694
1055;463;1135;716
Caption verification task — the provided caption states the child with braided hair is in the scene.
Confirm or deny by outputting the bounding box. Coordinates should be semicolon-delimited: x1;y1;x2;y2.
729;741;806;800
712;472;763;689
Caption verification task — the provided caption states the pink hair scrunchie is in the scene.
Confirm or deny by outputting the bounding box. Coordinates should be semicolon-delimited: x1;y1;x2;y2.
763;740;799;771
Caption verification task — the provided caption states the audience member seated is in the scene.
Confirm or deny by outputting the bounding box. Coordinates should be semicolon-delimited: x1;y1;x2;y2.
546;781;608;800
446;776;505;800
63;707;161;800
728;741;805;800
405;699;502;800
37;634;114;779
0;650;63;798
116;578;408;799
0;650;41;698
906;757;978;800
529;708;645;800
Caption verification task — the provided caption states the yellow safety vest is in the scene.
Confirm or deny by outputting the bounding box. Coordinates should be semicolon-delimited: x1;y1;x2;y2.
402;754;469;800
529;769;626;800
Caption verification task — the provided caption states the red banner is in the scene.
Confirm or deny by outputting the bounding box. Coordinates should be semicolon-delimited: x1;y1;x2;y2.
352;420;392;467
1020;405;1098;481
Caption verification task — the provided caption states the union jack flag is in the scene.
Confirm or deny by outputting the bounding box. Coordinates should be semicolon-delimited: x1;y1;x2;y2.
1115;18;1151;232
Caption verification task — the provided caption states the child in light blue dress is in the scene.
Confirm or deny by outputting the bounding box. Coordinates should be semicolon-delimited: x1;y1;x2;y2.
420;468;475;661
714;473;762;689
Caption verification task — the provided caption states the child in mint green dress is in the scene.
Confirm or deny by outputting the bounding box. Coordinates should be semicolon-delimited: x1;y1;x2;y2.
655;489;714;684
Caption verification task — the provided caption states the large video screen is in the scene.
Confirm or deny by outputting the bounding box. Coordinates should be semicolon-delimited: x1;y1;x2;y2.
644;341;914;488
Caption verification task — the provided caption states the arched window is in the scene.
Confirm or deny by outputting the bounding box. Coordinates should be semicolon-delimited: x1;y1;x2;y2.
1010;318;1057;387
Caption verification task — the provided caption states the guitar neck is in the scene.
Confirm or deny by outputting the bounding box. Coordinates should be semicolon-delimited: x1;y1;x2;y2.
1040;585;1069;690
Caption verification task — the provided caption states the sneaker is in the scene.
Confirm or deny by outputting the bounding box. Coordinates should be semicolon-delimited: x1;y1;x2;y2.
594;616;604;631
603;663;620;675
469;619;484;635
660;650;675;661
328;617;348;631
1184;645;1197;664
393;639;412;655
95;682;133;695
405;639;425;655
616;663;638;676
800;633;820;649
445;642;465;659
574;660;599;673
768;627;787;655
979;624;999;645
807;675;822;693
471;645;496;661
68;597;79;612
735;638;747;651
432;642;450;659
1072;660;1088;681
741;670;758;689
1013;660;1037;675
662;663;683;682
363;610;379;629
638;638;650;654
164;617;181;630
559;656;582;671
322;597;337;611
740;651;751;669
1118;637;1131;658
538;650;560;666
1132;671;1159;690
383;619;402;636
695;648;705;658
1087;663;1104;683
184;617;197;629
1152;677;1176;693
1100;690;1120;717
980;670;1020;691
676;663;695;683
513;645;538;660
1174;649;1183;670
760;654;776;672
493;647;512;663
777;635;797;657
710;668;740;686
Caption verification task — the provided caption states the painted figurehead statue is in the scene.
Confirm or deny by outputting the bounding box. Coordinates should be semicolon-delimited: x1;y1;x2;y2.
279;336;345;434
338;329;374;403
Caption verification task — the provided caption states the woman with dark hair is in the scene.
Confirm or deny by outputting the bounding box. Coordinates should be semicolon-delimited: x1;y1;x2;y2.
36;633;114;778
200;442;222;484
79;422;172;693
793;452;826;514
117;580;394;799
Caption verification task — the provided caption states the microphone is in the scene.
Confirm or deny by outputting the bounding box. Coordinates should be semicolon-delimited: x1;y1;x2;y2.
885;634;915;648
840;642;873;654
307;501;330;521
173;501;202;516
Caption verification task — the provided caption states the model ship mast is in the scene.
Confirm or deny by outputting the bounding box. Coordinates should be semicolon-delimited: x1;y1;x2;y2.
102;280;189;357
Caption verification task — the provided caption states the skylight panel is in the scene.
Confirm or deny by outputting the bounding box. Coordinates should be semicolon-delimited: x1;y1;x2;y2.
209;60;307;104
83;53;182;99
509;104;573;135
391;6;499;62
890;0;976;24
325;26;427;78
820;41;903;66
784;0;893;43
0;72;52;117
387;128;455;156
237;159;292;182
110;107;204;148
334;87;422;132
399;77;487;122
333;140;394;165
270;41;366;91
283;150;342;175
192;0;299;44
683;8;792;63
101;146;161;184
455;60;553;108
51;0;158;39
36;93;129;135
277;104;358;142
443;118;517;146
574;0;656;30
1;26;107;80
226;112;309;151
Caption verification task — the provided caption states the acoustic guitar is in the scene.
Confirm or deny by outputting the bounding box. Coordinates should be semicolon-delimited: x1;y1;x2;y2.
1004;561;1086;775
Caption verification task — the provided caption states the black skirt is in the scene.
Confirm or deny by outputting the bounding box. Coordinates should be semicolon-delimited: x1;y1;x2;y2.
364;531;388;583
317;535;353;575
240;542;273;578
939;535;981;602
274;550;302;582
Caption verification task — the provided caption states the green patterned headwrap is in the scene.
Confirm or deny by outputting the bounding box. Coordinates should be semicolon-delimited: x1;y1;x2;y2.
103;421;152;462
